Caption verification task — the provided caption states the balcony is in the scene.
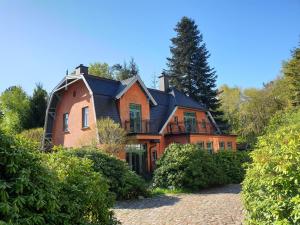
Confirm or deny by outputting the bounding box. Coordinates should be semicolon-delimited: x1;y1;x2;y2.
166;121;215;135
123;120;151;134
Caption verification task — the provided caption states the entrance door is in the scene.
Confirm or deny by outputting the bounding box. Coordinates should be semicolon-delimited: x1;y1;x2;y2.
150;146;157;172
125;144;147;175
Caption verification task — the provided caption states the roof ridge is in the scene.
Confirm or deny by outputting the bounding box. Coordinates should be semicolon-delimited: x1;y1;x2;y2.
84;74;120;83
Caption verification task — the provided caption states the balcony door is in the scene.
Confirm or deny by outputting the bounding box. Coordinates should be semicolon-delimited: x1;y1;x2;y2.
184;112;197;133
130;103;142;133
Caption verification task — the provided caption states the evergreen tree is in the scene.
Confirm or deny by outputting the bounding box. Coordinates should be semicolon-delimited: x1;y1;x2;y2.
282;45;300;107
167;17;227;131
113;58;139;80
28;83;48;128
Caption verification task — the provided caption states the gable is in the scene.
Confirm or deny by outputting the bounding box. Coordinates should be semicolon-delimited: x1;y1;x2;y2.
115;76;157;106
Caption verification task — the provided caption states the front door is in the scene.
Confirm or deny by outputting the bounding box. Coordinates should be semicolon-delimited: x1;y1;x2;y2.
125;144;147;175
150;146;157;172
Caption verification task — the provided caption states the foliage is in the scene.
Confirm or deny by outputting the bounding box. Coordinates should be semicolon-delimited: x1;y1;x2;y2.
28;83;48;128
213;151;250;184
153;144;248;190
89;62;113;79
166;16;227;130
18;127;44;146
282;45;300;106
219;77;290;147
0;131;60;225
96;118;127;154
0;86;30;133
242;108;300;225
69;147;148;200
112;58;139;81
44;150;116;225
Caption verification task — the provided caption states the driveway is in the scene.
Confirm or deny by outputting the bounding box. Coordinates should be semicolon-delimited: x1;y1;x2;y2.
114;184;244;225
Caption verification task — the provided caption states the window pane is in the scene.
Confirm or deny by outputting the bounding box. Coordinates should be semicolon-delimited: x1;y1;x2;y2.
184;112;196;133
82;107;88;128
63;113;69;132
129;104;142;132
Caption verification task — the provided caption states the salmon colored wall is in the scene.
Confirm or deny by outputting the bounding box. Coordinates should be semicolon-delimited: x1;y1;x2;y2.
164;134;237;152
161;107;215;134
118;82;150;126
52;80;97;147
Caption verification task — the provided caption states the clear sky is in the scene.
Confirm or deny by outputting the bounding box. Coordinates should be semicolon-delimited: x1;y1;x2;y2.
0;0;299;95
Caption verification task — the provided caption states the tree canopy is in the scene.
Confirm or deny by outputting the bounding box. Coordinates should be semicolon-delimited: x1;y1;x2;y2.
0;86;30;133
89;62;113;79
166;17;227;131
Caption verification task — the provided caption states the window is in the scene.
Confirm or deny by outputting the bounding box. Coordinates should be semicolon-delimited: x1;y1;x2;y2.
63;113;69;132
82;107;89;128
227;142;233;150
206;141;213;154
174;116;178;124
197;141;204;149
219;141;225;150
201;119;206;128
129;104;142;133
184;112;197;133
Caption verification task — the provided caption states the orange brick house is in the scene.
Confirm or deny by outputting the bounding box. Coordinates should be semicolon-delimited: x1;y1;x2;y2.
43;64;237;175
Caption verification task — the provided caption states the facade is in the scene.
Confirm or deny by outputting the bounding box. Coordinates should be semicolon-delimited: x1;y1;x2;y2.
43;64;237;175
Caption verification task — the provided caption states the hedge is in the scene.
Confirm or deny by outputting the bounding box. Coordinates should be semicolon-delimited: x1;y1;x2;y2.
68;147;149;200
0;131;117;225
153;143;249;190
242;109;300;224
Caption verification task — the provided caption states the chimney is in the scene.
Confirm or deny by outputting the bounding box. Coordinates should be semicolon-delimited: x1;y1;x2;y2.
159;72;170;92
75;64;88;75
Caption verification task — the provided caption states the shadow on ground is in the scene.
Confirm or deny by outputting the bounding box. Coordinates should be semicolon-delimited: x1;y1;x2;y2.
198;184;241;195
115;195;180;209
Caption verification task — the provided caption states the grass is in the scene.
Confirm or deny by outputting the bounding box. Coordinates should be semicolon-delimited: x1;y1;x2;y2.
149;187;191;197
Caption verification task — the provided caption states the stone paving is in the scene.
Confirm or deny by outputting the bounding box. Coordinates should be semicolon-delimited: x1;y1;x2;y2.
114;184;244;225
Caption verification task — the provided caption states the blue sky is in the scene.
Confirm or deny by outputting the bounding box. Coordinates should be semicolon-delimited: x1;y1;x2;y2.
0;0;299;95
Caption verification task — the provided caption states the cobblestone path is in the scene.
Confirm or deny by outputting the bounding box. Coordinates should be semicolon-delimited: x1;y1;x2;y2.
114;184;244;225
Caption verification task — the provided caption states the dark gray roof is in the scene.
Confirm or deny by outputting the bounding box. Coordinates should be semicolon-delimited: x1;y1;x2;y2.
83;74;207;133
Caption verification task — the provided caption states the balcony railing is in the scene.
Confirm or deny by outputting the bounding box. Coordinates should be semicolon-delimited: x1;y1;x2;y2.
123;120;151;134
166;121;215;135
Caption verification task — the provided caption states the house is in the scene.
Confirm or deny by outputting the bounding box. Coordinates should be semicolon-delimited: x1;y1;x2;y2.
43;64;237;175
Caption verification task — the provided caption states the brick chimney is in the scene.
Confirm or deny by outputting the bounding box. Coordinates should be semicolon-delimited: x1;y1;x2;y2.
159;72;170;92
75;64;88;75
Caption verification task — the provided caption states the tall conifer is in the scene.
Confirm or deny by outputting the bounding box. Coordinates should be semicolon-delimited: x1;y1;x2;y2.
167;17;227;131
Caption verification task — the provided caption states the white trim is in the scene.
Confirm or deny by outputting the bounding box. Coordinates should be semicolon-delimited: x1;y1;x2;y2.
115;75;158;106
80;75;99;144
159;106;178;134
206;111;221;134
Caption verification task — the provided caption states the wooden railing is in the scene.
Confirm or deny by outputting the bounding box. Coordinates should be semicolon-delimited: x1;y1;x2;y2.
166;121;214;135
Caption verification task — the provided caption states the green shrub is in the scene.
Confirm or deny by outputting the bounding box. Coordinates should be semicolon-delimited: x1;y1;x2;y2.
69;147;148;200
153;144;249;190
0;131;59;225
242;109;300;225
154;144;222;190
213;151;250;184
44;150;116;225
18;127;44;145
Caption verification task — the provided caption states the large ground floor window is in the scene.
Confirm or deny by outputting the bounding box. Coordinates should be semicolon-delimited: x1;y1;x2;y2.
125;144;147;175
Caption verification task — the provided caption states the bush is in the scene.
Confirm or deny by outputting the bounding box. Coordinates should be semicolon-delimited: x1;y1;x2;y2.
44;150;116;225
0;131;59;225
18;127;44;145
213;151;250;184
242;109;300;224
69;147;148;200
153;143;249;190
